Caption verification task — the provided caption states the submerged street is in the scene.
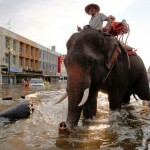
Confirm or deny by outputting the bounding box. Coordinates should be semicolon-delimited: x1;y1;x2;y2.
0;83;150;150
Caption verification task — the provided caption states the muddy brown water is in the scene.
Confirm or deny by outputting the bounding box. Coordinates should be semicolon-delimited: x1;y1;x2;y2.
0;83;150;150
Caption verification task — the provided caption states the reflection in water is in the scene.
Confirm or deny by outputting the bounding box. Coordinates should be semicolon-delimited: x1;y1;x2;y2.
0;83;150;150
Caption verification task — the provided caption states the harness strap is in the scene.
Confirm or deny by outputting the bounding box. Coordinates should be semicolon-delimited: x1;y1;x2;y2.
102;46;130;83
126;53;130;70
102;64;114;83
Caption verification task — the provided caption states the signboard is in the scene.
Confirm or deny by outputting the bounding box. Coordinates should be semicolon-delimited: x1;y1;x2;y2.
10;67;23;73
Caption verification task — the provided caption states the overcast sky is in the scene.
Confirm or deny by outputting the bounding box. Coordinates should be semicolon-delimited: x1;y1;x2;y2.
0;0;150;69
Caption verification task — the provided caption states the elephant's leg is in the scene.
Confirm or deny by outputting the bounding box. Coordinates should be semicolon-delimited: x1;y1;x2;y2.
108;91;123;110
135;77;150;101
122;92;131;105
83;89;98;119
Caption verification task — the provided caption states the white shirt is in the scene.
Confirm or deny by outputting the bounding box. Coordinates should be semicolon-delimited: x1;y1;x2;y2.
89;12;107;30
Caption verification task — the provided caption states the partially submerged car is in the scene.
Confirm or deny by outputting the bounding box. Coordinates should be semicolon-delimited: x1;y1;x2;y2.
29;78;45;87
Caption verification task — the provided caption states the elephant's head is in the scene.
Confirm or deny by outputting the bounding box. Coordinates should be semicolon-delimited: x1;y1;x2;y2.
57;29;121;134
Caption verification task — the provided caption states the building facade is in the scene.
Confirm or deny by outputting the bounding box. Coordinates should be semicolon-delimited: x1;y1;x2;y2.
0;27;60;83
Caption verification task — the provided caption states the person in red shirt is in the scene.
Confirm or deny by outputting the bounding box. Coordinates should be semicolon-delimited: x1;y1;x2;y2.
25;79;29;87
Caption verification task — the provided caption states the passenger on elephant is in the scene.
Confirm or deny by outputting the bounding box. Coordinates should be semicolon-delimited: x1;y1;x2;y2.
109;15;134;51
77;3;112;32
77;3;134;52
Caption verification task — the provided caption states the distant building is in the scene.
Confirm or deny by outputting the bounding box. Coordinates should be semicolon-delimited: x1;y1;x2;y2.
0;27;61;83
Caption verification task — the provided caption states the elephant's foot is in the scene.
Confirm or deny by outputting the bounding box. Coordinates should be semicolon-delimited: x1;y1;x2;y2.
122;102;130;105
83;110;95;119
58;122;70;135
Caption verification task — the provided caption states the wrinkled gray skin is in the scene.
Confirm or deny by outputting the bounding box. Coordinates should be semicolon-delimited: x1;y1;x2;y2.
59;29;150;133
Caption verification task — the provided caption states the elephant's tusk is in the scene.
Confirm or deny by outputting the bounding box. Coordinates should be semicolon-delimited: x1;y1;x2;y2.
54;92;68;104
78;88;89;107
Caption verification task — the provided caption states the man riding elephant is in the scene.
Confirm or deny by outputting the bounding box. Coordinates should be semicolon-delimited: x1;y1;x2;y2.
78;3;133;51
77;3;112;32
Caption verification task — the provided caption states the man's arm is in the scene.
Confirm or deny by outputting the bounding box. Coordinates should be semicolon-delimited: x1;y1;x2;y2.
103;16;112;32
77;25;91;32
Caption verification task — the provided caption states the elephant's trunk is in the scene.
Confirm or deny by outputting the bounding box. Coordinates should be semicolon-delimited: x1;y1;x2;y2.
58;89;90;134
58;64;91;134
58;121;70;134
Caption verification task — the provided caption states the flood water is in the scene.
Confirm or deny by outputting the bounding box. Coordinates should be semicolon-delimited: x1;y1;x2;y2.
0;83;150;150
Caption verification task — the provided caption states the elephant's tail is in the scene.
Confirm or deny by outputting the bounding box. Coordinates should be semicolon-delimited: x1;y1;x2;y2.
133;94;138;101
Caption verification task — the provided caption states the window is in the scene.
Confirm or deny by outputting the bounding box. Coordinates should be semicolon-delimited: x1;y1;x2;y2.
5;37;9;48
52;55;54;61
43;51;44;59
40;50;42;59
13;40;17;51
25;59;28;66
19;58;22;66
13;55;16;64
5;53;9;63
31;60;33;67
47;53;50;61
43;62;46;69
31;47;33;56
26;46;28;54
40;62;42;68
20;43;23;55
46;63;48;69
20;47;22;54
47;52;48;60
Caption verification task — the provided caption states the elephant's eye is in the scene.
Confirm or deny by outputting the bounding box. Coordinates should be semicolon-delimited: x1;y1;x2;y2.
86;57;96;66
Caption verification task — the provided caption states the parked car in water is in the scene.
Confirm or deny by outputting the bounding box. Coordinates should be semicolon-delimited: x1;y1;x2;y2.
58;76;67;83
29;78;45;87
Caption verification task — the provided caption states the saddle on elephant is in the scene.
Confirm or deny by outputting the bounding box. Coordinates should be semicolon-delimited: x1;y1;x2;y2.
109;19;129;36
108;18;136;55
80;19;136;56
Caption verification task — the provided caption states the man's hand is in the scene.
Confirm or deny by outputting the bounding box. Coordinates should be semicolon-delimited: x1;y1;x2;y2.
77;26;82;31
102;26;110;32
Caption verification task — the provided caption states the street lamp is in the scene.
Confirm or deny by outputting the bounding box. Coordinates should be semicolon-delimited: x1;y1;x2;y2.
8;48;13;84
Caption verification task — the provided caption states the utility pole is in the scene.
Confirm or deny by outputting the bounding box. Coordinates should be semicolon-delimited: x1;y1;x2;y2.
0;66;2;84
8;50;10;84
8;48;13;84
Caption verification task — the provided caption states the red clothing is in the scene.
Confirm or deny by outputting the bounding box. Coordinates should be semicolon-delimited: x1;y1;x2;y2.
25;81;29;87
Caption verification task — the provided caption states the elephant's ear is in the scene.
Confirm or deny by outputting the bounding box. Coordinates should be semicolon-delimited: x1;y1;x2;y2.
105;45;121;69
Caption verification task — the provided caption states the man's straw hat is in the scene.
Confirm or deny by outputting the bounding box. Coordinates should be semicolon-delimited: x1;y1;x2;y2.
85;3;100;15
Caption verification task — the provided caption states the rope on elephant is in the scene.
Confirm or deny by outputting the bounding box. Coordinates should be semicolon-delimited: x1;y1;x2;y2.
102;64;114;83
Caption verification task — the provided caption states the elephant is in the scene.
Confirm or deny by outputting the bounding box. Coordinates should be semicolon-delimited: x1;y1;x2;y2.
57;29;150;134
